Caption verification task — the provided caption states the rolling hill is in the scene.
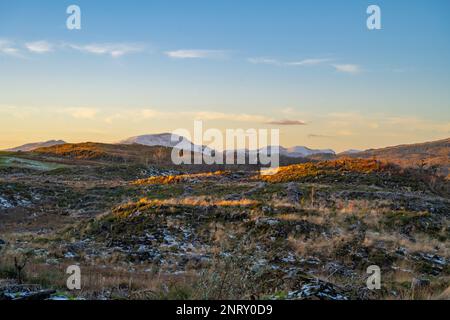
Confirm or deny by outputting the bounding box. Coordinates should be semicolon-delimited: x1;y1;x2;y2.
344;138;449;177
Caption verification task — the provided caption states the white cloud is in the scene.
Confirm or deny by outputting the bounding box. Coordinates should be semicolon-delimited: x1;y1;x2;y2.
0;40;21;56
248;57;282;65
287;58;331;66
63;107;98;119
192;111;272;123
104;109;167;123
165;50;229;59
333;64;361;74
103;109;273;124
386;116;450;133
68;43;144;57
249;57;331;67
25;41;53;53
2;40;146;58
0;105;38;118
325;112;450;135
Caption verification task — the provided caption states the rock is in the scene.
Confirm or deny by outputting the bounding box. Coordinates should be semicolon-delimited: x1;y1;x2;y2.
0;196;13;209
395;247;408;256
288;280;348;300
414;253;447;275
0;239;5;246
286;182;302;204
256;218;280;227
64;252;77;259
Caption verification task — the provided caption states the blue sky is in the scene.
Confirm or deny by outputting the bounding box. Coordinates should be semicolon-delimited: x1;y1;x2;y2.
0;0;449;151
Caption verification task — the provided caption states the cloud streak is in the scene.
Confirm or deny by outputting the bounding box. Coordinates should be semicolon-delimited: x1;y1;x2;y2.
103;109;274;124
165;49;229;59
267;119;307;126
1;39;145;58
249;56;363;75
248;57;331;67
308;134;332;138
332;64;361;74
25;41;53;53
62;107;98;119
0;40;21;56
67;43;145;57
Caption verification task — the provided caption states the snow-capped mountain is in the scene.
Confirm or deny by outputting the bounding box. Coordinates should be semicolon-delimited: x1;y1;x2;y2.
5;140;66;152
257;146;335;158
120;134;336;158
119;133;209;153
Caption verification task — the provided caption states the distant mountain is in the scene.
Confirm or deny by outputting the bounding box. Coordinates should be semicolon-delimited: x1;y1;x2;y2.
5;140;66;152
283;146;335;158
255;146;335;158
120;134;336;158
339;149;363;155
119;133;209;154
12;134;448;177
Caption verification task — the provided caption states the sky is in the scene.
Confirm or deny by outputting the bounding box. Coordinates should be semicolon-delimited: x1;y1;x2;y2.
0;0;449;152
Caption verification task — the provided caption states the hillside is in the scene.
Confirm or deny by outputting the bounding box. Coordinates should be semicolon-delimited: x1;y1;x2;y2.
304;138;449;177
1;155;448;300
33;142;174;164
346;138;449;177
31;142;310;170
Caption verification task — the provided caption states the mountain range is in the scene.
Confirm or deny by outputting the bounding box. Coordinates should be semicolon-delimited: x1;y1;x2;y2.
6;134;337;158
3;135;449;176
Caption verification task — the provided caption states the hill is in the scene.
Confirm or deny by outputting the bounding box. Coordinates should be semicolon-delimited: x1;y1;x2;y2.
33;142;174;164
345;138;449;177
5;140;66;152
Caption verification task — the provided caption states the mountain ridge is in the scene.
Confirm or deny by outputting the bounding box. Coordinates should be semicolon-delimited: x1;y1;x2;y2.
5;135;449;176
5;140;66;152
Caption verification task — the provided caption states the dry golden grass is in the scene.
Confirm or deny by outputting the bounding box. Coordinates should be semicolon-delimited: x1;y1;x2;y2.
437;286;450;300
363;231;449;257
261;159;400;183
133;171;230;185
113;196;259;218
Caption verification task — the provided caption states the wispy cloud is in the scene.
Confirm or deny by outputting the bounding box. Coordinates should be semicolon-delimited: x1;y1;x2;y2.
308;134;332;138
332;64;361;74
103;109;273;124
193;111;271;122
165;49;229;59
286;58;332;66
0;40;21;56
336;130;354;136
25;41;53;53
249;57;363;75
67;43;144;58
2;39;146;58
63;107;98;119
267;119;307;126
0;105;38;118
386;116;450;133
248;57;282;66
248;57;331;67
